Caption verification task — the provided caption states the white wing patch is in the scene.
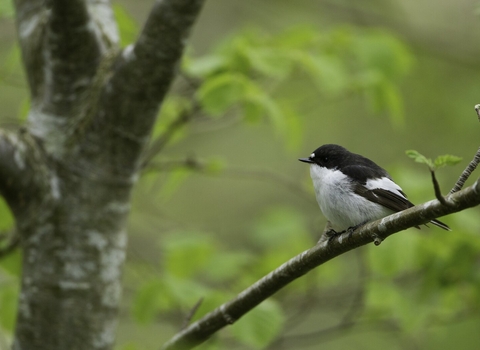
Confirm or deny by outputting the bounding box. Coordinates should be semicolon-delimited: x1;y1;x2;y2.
365;177;406;199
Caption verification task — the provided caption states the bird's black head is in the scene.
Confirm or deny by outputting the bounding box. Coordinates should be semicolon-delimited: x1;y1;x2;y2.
299;144;351;169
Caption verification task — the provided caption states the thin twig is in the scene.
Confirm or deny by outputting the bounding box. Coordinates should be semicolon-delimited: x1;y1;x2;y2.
144;157;313;201
450;146;480;194
181;298;204;330
450;105;480;194
140;107;198;168
430;170;451;206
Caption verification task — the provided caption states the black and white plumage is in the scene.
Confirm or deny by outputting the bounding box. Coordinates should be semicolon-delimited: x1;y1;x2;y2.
299;144;450;233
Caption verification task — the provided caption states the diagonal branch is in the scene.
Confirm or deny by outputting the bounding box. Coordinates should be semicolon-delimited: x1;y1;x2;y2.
97;0;206;169
160;179;480;350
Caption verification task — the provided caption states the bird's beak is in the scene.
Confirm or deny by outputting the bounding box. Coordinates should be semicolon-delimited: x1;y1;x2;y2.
298;158;313;164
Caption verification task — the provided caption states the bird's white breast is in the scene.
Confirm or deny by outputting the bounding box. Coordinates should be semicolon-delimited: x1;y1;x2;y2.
309;164;394;231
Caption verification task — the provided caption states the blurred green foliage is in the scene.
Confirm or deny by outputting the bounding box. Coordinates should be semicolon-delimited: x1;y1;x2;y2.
182;25;413;135
1;2;480;350
0;2;13;19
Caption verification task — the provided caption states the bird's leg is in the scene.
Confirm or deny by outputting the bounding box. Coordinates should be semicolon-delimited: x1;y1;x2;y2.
345;221;368;239
325;228;340;241
319;221;340;243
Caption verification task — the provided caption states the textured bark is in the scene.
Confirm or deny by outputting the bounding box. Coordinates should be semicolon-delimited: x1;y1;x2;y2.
7;0;205;349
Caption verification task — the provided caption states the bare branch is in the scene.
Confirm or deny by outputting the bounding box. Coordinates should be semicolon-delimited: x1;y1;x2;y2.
87;0;206;173
14;0;117;106
450;106;480;194
103;0;205;138
161;179;480;350
41;0;116;116
450;146;480;194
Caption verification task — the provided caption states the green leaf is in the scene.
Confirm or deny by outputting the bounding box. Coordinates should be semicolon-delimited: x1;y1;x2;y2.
132;278;166;323
18;98;30;122
244;92;286;136
244;48;292;78
251;207;311;277
365;280;426;333
152;96;191;139
0;250;21;277
203;157;226;175
282;104;303;152
162;274;210;308
162;232;217;278
1;45;23;78
241;98;264;123
434;154;463;168
184;54;227;78
204;251;252;283
120;344;140;350
0;284;18;331
297;53;348;96
158;168;191;200
0;198;14;231
0;1;14;18
406;150;462;170
132;274;211;324
230;300;285;349
252;207;309;248
113;5;139;47
405;150;434;169
368;233;421;277
381;81;405;127
354;30;413;80
197;73;248;116
273;25;319;49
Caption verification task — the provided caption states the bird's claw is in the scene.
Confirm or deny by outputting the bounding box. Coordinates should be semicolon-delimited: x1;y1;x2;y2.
345;221;367;240
324;222;366;243
325;228;341;242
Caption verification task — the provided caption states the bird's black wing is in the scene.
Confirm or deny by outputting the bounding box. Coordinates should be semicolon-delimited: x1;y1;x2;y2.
353;185;414;212
342;165;450;231
341;165;414;212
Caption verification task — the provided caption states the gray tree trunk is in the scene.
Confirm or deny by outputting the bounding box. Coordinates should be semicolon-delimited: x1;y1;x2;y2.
2;1;205;349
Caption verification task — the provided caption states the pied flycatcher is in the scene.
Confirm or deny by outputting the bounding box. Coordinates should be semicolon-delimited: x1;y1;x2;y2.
299;144;450;235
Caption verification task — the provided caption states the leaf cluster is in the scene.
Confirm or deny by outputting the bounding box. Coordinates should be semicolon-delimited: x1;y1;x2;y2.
406;150;462;171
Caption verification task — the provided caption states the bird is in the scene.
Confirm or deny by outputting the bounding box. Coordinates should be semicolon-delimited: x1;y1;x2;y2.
299;144;450;238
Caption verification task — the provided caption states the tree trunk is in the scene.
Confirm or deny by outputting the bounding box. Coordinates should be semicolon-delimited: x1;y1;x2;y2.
3;1;205;349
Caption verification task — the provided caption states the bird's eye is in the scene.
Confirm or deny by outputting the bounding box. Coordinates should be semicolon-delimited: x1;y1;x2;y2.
322;156;328;162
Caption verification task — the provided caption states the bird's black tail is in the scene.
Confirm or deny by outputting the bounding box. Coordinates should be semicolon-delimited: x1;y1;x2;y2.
430;219;450;231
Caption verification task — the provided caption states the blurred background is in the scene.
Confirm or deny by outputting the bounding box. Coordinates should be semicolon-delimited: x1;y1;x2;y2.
1;0;480;349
